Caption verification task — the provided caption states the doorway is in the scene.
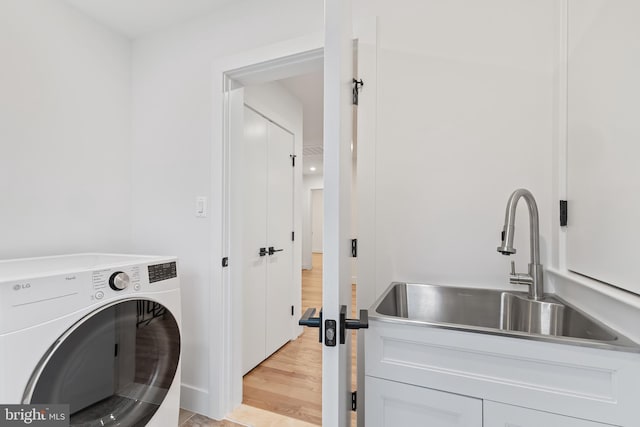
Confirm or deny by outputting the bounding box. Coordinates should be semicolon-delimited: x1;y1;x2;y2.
218;45;329;423
236;68;360;425
238;68;328;425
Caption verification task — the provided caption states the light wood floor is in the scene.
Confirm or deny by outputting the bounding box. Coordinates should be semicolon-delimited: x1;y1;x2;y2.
242;253;358;426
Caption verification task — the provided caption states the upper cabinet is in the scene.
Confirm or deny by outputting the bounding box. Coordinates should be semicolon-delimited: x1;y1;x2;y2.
567;0;640;295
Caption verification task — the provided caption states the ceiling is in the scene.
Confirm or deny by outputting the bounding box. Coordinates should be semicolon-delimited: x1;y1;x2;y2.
64;0;238;38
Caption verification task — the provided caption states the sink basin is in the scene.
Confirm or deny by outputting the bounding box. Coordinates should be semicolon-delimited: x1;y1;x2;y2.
371;282;639;352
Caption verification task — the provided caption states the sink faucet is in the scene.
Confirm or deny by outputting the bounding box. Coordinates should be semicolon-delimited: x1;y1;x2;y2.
497;189;544;300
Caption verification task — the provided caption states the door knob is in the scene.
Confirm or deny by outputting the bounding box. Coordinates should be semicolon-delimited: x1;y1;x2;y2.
340;305;369;344
268;246;284;256
299;307;323;343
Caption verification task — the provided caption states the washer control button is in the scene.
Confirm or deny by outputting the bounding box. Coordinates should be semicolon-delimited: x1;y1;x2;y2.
95;291;105;300
134;284;141;291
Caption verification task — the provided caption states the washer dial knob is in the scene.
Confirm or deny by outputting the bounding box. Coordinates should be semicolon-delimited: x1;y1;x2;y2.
109;271;130;291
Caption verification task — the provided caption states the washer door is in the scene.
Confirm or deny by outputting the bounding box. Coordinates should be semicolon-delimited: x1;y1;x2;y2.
25;299;180;427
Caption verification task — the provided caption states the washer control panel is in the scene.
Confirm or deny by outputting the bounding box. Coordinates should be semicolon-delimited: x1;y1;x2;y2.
91;266;141;300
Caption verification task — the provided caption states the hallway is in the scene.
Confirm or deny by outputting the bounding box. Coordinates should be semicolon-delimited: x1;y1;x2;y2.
242;253;324;424
242;253;357;426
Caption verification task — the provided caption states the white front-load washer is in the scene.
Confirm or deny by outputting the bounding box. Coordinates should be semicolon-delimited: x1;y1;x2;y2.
0;253;181;427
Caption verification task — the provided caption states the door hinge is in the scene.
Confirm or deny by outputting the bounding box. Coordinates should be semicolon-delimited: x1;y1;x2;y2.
351;239;358;257
291;305;294;316
352;78;364;105
292;231;295;241
222;257;229;267
290;154;296;167
560;200;568;227
351;391;357;411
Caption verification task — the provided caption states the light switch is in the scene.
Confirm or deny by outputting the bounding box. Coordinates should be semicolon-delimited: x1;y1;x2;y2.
195;196;207;218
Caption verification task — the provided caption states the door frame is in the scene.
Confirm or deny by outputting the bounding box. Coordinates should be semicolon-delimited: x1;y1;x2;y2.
210;20;377;420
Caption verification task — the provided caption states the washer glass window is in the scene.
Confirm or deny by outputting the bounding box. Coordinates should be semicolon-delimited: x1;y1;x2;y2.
26;299;180;427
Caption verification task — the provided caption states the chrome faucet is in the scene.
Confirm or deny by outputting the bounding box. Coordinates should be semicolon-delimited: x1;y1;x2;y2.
497;189;544;300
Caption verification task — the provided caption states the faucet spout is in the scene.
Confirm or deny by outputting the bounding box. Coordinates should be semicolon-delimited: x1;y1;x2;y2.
497;189;544;300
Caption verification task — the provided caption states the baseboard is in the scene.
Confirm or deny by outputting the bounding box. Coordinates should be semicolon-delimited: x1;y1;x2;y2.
180;383;211;418
302;264;312;270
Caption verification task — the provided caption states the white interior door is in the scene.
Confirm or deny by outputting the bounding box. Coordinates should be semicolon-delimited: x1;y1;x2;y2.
242;106;268;375
265;121;295;356
323;0;354;425
242;106;295;374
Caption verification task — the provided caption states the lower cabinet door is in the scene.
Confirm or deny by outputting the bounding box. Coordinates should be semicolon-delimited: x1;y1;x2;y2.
484;401;617;427
365;376;482;427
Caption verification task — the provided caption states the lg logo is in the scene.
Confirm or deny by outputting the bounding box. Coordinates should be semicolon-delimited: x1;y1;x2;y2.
13;283;31;291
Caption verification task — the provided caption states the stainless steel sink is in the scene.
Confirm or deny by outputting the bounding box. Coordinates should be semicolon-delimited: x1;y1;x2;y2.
371;282;640;352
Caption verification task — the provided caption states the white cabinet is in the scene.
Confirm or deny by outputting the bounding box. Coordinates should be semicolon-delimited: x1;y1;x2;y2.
365;319;640;426
365;377;618;427
366;376;482;427
242;106;295;374
484;401;616;427
566;0;640;295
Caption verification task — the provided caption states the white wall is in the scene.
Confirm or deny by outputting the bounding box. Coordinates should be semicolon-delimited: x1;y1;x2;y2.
311;189;324;252
130;0;323;417
302;174;323;269
354;0;558;298
0;0;132;259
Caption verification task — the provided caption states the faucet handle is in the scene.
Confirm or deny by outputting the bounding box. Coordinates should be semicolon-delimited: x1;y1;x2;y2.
509;260;534;287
